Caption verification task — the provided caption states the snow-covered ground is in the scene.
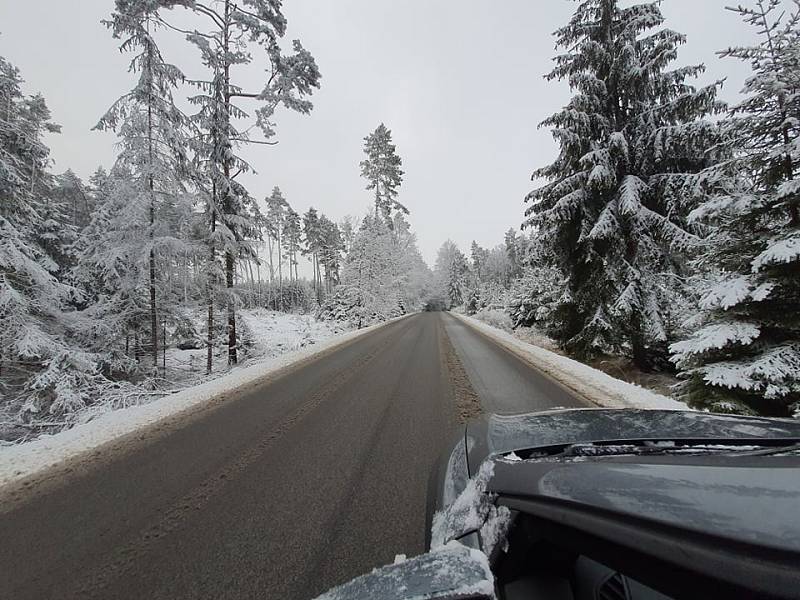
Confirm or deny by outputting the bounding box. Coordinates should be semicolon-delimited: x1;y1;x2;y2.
454;314;689;411
469;307;562;353
0;312;395;489
164;309;346;384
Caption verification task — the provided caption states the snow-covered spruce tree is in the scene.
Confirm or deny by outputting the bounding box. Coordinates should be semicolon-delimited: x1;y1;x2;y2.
72;171;151;368
504;228;523;280
671;0;800;417
0;56;104;421
282;206;302;289
339;215;359;255
265;186;287;309
525;0;725;369
360;123;406;224
319;214;402;328
53;169;93;231
470;241;488;288
165;0;321;368
95;1;191;371
507;264;566;330
302;207;323;303
317;215;343;293
389;213;434;311
435;240;468;309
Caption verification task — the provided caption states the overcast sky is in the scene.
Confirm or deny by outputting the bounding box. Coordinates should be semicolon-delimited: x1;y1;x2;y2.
0;1;764;265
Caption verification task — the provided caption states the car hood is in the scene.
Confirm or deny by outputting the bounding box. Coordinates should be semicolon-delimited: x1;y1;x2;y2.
489;456;800;554
466;409;800;474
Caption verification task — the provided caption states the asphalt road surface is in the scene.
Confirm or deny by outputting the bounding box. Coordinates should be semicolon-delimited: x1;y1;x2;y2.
443;313;588;414
0;312;585;600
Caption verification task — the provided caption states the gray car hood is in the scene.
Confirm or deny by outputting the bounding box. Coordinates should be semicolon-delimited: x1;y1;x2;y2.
466;409;800;474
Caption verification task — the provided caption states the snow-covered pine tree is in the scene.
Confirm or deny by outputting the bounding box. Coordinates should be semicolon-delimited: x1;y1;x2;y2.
671;0;800;416
317;215;343;293
95;0;190;371
72;169;152;368
524;0;725;369
339;215;359;255
53;169;93;231
504;228;522;280
392;214;434;312
36;171;79;277
360;124;406;224
266;186;287;309
282;207;302;290
166;0;321;367
0;55;102;420
302;207;328;304
435;240;468;309
319;214;401;328
470;241;488;285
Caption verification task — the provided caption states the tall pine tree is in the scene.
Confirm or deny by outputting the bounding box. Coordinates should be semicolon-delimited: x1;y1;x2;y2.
166;0;321;368
360;123;406;223
96;0;190;371
525;0;724;369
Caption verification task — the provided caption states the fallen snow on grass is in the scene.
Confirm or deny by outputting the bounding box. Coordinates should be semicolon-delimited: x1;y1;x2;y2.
455;314;688;411
161;309;344;386
0;313;396;490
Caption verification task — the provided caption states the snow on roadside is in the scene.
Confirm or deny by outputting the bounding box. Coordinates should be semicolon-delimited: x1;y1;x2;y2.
0;314;400;490
454;314;689;411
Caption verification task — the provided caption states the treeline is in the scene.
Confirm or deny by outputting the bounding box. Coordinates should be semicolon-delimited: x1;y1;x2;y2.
320;125;435;327
440;0;800;418
0;0;433;433
1;0;323;427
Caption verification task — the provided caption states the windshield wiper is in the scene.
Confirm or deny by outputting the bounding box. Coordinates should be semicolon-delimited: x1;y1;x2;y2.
550;440;800;459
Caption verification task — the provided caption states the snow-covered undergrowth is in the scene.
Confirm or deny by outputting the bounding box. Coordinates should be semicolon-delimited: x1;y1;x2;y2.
470;308;564;354
456;314;688;411
0;313;391;489
165;309;344;385
469;308;514;332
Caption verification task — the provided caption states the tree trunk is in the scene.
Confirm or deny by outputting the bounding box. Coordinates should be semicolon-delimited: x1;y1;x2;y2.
256;257;262;307
277;227;283;311
146;31;159;372
267;234;274;308
207;183;217;375
162;316;167;371
226;250;237;365
222;0;237;365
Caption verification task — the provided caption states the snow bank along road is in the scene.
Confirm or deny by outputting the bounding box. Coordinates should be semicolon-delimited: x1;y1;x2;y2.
0;312;586;600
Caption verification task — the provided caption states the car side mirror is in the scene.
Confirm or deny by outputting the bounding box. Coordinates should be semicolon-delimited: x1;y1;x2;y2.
314;542;495;600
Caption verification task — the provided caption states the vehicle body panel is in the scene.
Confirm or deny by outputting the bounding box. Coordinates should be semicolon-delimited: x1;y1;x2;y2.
489;457;800;553
465;409;800;474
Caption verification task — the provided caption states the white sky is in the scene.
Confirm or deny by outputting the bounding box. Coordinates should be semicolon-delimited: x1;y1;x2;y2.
0;1;767;265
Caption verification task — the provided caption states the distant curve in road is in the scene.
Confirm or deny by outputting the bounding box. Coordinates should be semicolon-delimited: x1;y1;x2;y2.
0;312;584;600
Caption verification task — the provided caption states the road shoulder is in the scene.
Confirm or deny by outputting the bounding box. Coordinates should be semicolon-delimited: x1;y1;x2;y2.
452;313;689;412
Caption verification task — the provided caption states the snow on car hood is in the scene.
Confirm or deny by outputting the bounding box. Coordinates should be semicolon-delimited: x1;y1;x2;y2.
313;541;494;600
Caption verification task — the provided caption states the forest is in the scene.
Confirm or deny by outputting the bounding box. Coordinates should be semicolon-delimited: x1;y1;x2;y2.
0;1;436;440
434;0;800;418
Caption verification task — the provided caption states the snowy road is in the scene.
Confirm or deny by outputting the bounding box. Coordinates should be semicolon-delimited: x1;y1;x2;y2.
0;312;584;600
443;313;591;414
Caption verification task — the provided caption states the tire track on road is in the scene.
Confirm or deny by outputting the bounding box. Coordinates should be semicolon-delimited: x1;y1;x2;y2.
70;320;411;600
439;316;483;423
